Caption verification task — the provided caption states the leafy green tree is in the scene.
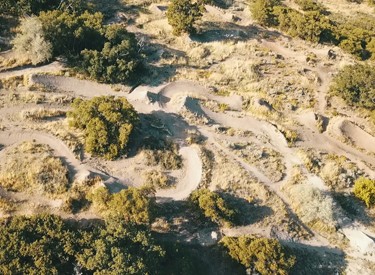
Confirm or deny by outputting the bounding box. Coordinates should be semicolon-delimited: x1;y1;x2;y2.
166;0;203;36
0;0;59;16
0;214;165;274
354;177;375;207
39;10;105;56
12;16;52;65
250;0;281;27
189;189;237;227
80;25;141;83
68;96;139;160
221;235;296;275
0;214;77;274
76;217;165;274
330;64;375;110
89;186;155;224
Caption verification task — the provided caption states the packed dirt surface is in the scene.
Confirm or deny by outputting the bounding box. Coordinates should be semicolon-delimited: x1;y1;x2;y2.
1;1;375;273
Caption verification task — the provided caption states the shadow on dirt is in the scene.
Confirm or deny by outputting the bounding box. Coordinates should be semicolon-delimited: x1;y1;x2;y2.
283;242;347;275
191;22;288;43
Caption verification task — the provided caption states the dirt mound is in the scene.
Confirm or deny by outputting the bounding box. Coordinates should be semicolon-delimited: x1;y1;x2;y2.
330;118;375;154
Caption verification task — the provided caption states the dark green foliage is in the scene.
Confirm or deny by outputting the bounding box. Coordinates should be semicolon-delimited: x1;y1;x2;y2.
68;96;139;160
330;64;375;110
38;10;141;83
166;0;203;35
0;0;60;16
0;214;77;274
0;214;164;274
39;10;105;57
0;0;87;16
274;6;331;43
250;0;281;27
221;235;296;275
189;189;237;227
76;217;165;274
80;25;141;84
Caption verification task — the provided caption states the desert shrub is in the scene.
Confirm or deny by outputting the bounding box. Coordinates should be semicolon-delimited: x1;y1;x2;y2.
0;214;164;274
353;177;375;207
0;142;69;195
221;235;296;275
144;149;183;170
143;170;171;189
287;183;337;233
189;189;237;227
80;25;141;84
250;0;281;27
166;0;203;35
89;186;154;224
12;16;52;65
295;0;325;11
68;96;139;160
330;64;375;110
274;6;331;43
39;10;105;57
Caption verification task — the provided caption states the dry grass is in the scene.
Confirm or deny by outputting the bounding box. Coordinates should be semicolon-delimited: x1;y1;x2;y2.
20;107;66;121
0;142;69;196
30;120;84;158
227;141;286;182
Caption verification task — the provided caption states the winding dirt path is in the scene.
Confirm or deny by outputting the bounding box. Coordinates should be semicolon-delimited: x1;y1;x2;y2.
156;146;202;200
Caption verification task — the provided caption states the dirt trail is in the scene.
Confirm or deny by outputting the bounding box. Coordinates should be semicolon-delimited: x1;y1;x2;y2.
0;62;64;78
156;146;202;200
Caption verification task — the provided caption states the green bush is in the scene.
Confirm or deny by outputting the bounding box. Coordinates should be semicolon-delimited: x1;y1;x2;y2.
166;0;203;36
189;189;237;227
0;0;59;16
144;149;183;170
0;214;164;274
39;10;105;57
330;64;375;110
221;235;296;275
250;0;281;27
80;25;141;84
354;177;375;207
68;96;139;160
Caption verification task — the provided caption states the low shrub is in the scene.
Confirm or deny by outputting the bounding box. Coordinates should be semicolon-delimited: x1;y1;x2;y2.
353;177;375;207
221;235;296;275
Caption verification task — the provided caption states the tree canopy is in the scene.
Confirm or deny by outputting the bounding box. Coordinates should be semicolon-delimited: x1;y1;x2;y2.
221;235;296;275
330;64;375;110
166;0;204;36
0;214;165;274
68;96;139;160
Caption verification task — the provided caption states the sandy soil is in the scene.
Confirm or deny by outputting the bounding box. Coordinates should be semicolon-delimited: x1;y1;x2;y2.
1;2;375;272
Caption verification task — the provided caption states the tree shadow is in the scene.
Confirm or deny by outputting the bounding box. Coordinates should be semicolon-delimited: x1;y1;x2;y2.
333;192;374;227
191;21;288;43
219;192;274;226
283;242;347;275
155;239;246;275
